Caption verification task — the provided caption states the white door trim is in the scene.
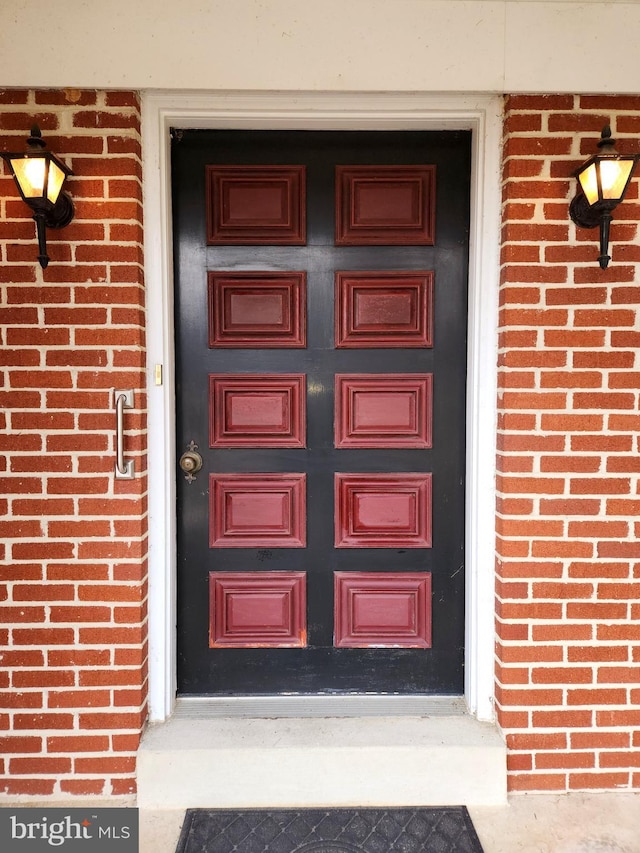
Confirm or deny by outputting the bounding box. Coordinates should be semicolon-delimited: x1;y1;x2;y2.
141;91;501;723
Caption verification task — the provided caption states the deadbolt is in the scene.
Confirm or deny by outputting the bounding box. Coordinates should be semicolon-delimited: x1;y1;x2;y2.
179;441;203;483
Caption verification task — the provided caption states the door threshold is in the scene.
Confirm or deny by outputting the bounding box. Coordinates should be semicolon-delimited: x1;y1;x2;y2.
174;694;467;718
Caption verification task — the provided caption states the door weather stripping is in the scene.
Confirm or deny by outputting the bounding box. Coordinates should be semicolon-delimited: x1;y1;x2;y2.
114;389;135;479
174;695;468;719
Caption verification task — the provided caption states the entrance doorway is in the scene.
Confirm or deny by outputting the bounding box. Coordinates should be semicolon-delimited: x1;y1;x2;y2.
172;129;470;696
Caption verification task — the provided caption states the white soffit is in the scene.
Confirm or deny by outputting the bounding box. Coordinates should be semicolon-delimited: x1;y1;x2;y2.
1;1;640;93
504;1;640;93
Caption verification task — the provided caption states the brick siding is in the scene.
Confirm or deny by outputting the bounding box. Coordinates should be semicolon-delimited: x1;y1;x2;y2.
0;89;147;797
498;94;640;792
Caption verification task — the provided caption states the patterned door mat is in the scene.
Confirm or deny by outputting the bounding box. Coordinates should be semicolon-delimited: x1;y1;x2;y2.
175;807;485;853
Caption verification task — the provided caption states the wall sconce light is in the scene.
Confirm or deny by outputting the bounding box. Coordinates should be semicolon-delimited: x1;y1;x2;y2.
1;124;74;269
569;126;638;269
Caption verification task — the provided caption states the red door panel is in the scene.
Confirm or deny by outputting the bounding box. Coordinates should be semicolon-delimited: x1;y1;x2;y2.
334;572;432;648
210;572;306;648
335;271;434;348
335;165;436;245
209;473;307;548
335;374;433;448
334;473;432;549
208;271;307;348
209;374;306;448
206;165;306;244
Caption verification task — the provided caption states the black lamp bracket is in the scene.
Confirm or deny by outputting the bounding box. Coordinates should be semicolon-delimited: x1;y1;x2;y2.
569;192;602;229
42;191;75;229
570;191;615;269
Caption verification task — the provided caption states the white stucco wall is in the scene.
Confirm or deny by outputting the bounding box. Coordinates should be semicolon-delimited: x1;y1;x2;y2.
2;1;640;94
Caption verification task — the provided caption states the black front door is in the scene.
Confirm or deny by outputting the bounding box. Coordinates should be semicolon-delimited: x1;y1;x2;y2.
172;129;470;696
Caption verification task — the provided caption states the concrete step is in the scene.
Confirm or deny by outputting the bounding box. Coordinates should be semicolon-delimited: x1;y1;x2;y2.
137;703;506;808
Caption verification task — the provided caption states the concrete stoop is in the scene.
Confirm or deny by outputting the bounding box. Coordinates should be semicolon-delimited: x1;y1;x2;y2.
137;701;506;809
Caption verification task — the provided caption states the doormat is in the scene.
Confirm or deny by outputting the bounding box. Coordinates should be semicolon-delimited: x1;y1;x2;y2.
175;807;484;853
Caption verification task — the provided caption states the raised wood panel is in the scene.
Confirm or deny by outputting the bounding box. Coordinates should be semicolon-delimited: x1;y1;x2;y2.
335;165;436;245
208;271;306;348
335;271;434;348
335;473;432;548
334;572;432;648
209;374;306;448
210;473;306;548
209;572;306;648
206;166;306;245
335;374;433;448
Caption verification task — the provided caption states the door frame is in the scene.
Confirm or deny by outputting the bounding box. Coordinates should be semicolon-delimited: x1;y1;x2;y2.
141;91;502;722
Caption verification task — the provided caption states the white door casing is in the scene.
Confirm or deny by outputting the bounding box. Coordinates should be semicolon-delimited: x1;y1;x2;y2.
141;91;502;722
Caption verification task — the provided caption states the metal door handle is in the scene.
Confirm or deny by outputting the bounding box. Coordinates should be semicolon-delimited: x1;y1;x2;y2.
114;390;135;479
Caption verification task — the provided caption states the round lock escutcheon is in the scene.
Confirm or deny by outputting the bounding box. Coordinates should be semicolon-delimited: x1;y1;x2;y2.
179;442;203;481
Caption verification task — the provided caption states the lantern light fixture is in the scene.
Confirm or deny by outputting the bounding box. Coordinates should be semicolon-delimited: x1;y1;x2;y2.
1;124;74;269
569;125;638;269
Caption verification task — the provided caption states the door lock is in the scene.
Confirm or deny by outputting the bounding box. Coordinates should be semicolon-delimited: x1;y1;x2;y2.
179;440;203;483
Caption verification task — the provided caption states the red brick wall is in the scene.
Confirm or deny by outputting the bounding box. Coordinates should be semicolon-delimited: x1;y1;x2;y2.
498;94;640;792
0;89;147;797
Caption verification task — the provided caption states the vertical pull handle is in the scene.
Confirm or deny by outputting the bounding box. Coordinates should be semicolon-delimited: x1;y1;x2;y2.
114;390;135;479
